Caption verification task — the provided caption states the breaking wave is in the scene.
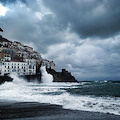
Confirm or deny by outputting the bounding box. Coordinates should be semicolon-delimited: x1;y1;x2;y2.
0;75;120;115
40;66;53;84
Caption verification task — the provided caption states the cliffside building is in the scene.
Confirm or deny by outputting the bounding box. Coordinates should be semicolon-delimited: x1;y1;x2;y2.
0;38;55;76
41;59;56;71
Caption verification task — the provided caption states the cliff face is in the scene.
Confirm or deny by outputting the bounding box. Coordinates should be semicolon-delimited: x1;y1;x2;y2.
47;68;78;82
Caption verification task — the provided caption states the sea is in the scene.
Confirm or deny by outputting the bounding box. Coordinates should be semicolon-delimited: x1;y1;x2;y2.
0;67;120;116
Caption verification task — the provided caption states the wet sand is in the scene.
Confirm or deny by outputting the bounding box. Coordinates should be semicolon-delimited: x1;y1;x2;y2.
0;101;120;120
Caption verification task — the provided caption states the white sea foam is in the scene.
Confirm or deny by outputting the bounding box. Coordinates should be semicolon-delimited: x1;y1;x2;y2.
40;66;53;84
0;74;120;115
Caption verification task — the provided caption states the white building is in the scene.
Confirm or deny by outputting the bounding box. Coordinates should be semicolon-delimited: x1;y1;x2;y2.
0;61;27;76
17;44;26;51
41;59;56;71
25;59;36;75
24;46;33;53
49;61;56;71
1;41;12;47
13;41;22;46
0;59;37;76
4;53;11;61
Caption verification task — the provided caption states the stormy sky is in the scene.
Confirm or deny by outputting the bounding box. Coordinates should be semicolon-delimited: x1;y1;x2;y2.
0;0;120;81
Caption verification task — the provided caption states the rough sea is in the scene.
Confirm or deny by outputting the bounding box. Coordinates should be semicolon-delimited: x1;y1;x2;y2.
0;67;120;116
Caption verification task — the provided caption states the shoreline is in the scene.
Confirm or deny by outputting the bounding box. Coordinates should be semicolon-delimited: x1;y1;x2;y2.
0;101;120;120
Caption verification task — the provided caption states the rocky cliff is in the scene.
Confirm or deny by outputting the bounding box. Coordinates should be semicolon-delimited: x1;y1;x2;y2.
47;68;78;82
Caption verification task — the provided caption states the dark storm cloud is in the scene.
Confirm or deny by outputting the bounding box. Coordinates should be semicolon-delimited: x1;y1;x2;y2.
43;0;120;38
0;0;66;53
1;0;120;80
0;0;26;4
42;35;120;80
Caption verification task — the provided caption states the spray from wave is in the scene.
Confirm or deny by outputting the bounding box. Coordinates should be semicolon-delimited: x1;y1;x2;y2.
40;66;53;84
0;73;120;115
9;73;27;84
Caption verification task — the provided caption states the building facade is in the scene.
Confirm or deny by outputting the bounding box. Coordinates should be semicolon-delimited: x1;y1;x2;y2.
41;59;56;71
0;59;36;76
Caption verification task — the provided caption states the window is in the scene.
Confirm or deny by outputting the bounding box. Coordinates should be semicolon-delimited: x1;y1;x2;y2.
29;65;31;69
33;66;35;69
12;69;16;72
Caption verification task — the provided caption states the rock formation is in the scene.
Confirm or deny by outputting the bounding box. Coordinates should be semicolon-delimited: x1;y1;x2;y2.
47;68;78;82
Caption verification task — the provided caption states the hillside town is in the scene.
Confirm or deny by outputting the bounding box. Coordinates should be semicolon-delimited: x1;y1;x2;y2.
0;35;56;76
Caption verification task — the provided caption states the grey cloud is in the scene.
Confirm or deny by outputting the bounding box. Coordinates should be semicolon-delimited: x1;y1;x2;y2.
43;0;120;38
1;0;120;81
42;34;120;80
0;0;66;53
0;0;26;5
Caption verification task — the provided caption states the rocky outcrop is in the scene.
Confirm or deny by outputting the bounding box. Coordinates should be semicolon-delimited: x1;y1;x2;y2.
0;75;13;84
47;68;78;82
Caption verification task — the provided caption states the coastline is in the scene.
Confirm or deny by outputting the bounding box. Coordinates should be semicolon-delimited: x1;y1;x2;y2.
0;101;120;120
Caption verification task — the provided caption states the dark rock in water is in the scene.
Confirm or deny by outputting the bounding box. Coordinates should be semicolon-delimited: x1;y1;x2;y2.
46;68;78;82
0;75;13;84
